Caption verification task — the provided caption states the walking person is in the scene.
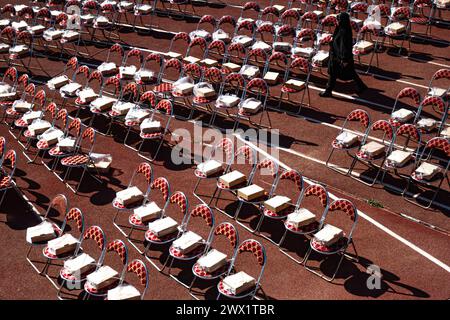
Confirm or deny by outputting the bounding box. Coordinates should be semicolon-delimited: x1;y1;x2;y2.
320;12;368;98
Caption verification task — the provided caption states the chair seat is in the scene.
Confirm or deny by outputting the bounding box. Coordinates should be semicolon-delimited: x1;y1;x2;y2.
192;261;230;279
140;131;163;139
331;139;361;150
49;146;70;157
61;154;89;166
281;85;300;94
172;90;191;98
124;120;140;127
194;168;224;179
128;213;145;227
6;108;20;116
112;198;144;211
263;206;295;218
42;246;75;260
193;96;215;105
285;220;319;234
84;280;118;296
217;279;254;298
154;83;173;93
14;118;28;128
36;139;51;150
75;97;90;107
169;244;205;260
311;237;348;254
0;176;12;189
145;229;177;243
217;180;247;191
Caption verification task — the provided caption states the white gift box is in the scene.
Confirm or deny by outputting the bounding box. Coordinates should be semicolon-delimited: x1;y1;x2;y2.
441;126;450;138
80;14;95;25
264;195;291;213
140;119;161;134
195;86;216;98
354;40;374;54
0;83;11;95
9;45;29;56
0;43;10;53
222;271;256;295
314;224;344;246
95;16;110;27
240;98;262;114
12;100;33;113
125;108;150;123
78;88;98;104
436;0;450;8
174;82;195;95
417;118;438;131
97;62;117;75
28;120;52;136
112;101;136;116
273;42;292;53
119;65;137;79
212;29;230;42
285;79;305;91
135;69;156;82
119;1;134;11
43;29;64;41
312;50;329;67
415;162;441;180
189;29;210;41
219;170;246;188
264;72;279;85
238;184;265;201
134;201;162;223
47;233;78;256
28;25;46;35
429;87;447;98
172;231;203;254
57;137;76;151
197;159;223;176
47;75;70;90
12;20;28;32
232;35;253;47
287;208;316;228
0;91;16;101
87;153;112;173
22;111;42;124
386;150;412;167
116;186;144;206
392;108;414;122
135;4;153;13
240;65;260;79
335;131;359;147
360;141;385;157
0;19;10;28
222;62;241;73
385;22;406;35
62;30;79;42
183;56;201;64
200;58;219;67
87;266;119;290
40;128;64;145
60;82;82;97
165;51;182;59
216;95;240;109
292;47;315;58
26;221;56;243
197;249;227;273
252;41;272;52
148;217;178;237
108;284;141;300
90;96;117;111
64;253;96;277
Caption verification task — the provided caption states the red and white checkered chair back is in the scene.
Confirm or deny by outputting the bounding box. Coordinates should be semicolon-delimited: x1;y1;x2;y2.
169;191;188;218
106;239;128;265
151;177;171;203
68;118;82;138
3;67;17;85
89;70;103;86
279;169;304;192
346;109;370;129
140;91;157;107
65;207;84;233
304;184;329;207
45;194;68;220
104;76;121;95
238;239;266;266
218;15;236;27
214;222;239;249
328;199;357;222
371;120;394;140
0;149;16;188
155;99;173;115
235;145;256;164
183;63;203;81
396;123;421;142
135;162;153;188
127;259;149;289
396;87;421;107
432;68;450;81
425;137;450;157
83;226;106;255
257;158;279;177
190;204;214;227
208;40;226;56
0;136;5;165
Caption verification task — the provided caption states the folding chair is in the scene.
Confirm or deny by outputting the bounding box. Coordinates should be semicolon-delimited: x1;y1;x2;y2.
189;222;239;300
109;259;149;300
408;0;433;38
119;48;143;81
160;0;196;20
321;13;339;34
74;70;103;118
235;157;280;233
57;227;108;300
0;149;17;209
171;62;203;118
256;169;304;243
426;68;450;99
59;127;103;193
304;198;359;282
192;67;223;123
83;238;130;300
233;19;256;49
255;22;276;47
216;15;236;41
2;82;34;129
40;207;85;288
265;51;288;89
137;99;173;161
238;2;262;24
136;53;164;90
0;26;15;64
126;177;171;254
25;194;69;273
235;78;271;129
205;40;226;67
278;183;329;264
97;43;124;78
144;191;189;271
260;5;281;24
92;2;120;42
47;56;78;102
195;14;216;38
383;6;411;55
193;137;234;204
300;11;319;30
217;239;266;300
403;137;450;209
132;0;157;32
242;48;269;80
326;109;371;175
0;66;18;109
8;30;34;73
353;25;382;73
58;65;90;112
166;31;190;61
221;43;247;75
280;8;301;27
350;120;395;186
184;37;208;66
389;87;422;129
209;72;246;129
414;96;448;142
277;56;312;115
153;58;183;100
163;204;215;288
113;162;153;236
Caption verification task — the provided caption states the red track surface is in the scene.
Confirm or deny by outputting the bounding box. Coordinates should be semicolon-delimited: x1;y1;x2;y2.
0;0;449;300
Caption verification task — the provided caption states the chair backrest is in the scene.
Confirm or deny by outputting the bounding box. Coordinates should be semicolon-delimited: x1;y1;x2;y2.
207;137;234;168
140;90;157;108
320;198;358;242
183;204;215;243
371;119;395;145
276;169;304;206
420;137;450;162
125;259;149;299
43;194;69;220
77;225;107;264
63;207;85;241
130;162;153;196
167;191;189;223
2;67;17;86
392;87;422;115
149;177;171;208
213;222;239;252
1;149;16;185
0;136;5;167
343;109;371;136
245;78;269;107
169;32;190;54
79;127;96;154
395;123;422;155
229;239;266;288
106;239;129;279
252;157;279;196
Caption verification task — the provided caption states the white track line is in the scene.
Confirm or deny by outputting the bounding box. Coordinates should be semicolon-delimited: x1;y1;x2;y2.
233;132;450;273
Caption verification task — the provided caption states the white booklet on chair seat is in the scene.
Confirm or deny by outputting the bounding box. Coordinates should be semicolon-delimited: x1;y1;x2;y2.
97;62;117;75
57;137;76;152
273;42;292;53
219;170;246;188
360;141;385;157
28;119;52;136
40;127;64;145
60;82;82;96
354;40;374;53
148;217;178;237
140;119;161;134
11;20;28;32
385;22;406;35
216;95;240;109
429;87;447;98
222;271;256;295
416;118;438;131
64;253;96;276
134;201;162;223
392;108;414;122
314;224;344;247
12;100;32;112
237;184;265;201
47;75;70;90
264;195;291;213
240;98;262;114
90;96;117;111
232;35;253;47
26;221;56;244
78;88;98;103
441;126;450;138
335;131;358;147
414;162;441;180
135;4;152;13
62;30;79;42
172;231;203;255
108;284;141;300
87;265;118;290
22;110;42;124
119;65;137;79
386;150;412;167
292;46;314;58
116;186;144;206
197;159;223;176
197;249;227;273
0;43;10;53
112;101;136;115
287;208;316;228
47;233;78;256
252;40;272;52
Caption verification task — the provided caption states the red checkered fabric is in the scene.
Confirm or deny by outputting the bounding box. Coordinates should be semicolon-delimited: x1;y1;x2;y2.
56;109;68;128
193;262;229;278
280;170;303;191
257;158;277;177
218;15;236;27
184;63;203;79
311;237;347;253
191;205;213;226
89;70;103;85
61;154;89;166
302;11;318;23
34;90;46;107
105;76;121;93
66;208;83;232
225;73;245;88
227;43;246;55
140;91;157;107
14;118;27;128
4;67;17;82
421;96;445;113
282;9;300;22
36;7;50;18
257;23;275;35
36;139;50;150
304;184;328;207
237;19;255;32
110;43;124;56
129;213;144;226
277;24;295;37
205;67;223;84
82;127;95;144
392;6;410;20
18;74;29;87
291;57;309;73
3;149;15;169
1;4;15;14
66;57;78;71
352;2;368;12
145;229;175;242
127;260;147;286
248;48;267;61
193;96;214;105
347;109;370;128
217;138;234;159
77;65;90;78
45;102;57;118
0;176;11;189
49;147;65;156
397;124;420;141
208;40;226;55
170;191;188;214
107;240;127;265
238;239;265;265
127;48;142;61
84;226;105;250
137;162;153;185
433;69;450;81
0;137;5;157
173;32;190;43
247;78;268;94
0;26;15;40
236;145;254;162
214;222;237;247
154;83;173;93
243;1;260;11
69;118;82;137
24;83;35;95
170;244;205;259
426;137;450;157
145;53;163;66
269;52;287;65
372;120;393;139
329;199;357;221
123;82;138;99
397;87;421;105
189;37;207;50
262;6;280;17
151;177;170;201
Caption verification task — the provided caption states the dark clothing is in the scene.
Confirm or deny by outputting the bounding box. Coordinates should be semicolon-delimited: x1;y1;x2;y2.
325;12;366;92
